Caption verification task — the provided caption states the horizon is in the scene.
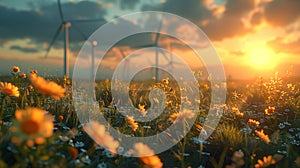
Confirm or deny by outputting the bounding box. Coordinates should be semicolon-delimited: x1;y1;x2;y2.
0;0;300;80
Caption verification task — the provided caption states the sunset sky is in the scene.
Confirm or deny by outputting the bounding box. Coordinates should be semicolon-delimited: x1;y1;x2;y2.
0;0;299;79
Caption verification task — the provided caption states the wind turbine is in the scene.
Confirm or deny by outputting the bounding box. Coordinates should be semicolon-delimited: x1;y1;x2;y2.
45;0;105;78
134;19;170;81
164;42;182;71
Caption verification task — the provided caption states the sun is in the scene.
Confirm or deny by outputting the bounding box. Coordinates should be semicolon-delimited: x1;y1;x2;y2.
247;46;277;70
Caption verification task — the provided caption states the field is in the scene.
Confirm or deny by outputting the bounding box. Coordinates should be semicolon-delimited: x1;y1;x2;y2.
0;67;300;168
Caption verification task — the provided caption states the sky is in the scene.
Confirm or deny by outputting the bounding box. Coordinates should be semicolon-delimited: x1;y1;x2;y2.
0;0;300;80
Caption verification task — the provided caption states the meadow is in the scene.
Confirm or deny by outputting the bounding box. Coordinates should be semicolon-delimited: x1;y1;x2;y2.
0;66;299;168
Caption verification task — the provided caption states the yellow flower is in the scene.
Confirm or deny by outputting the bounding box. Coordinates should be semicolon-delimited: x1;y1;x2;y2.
138;104;147;115
255;129;270;144
11;108;54;146
231;107;239;113
27;85;33;90
30;70;38;75
126;116;138;131
248;119;260;126
254;155;276;168
168;110;195;124
133;142;163;168
237;112;244;117
84;121;119;154
12;66;20;73
29;74;66;100
0;82;20;97
265;106;275;115
19;73;27;79
162;78;169;85
231;107;244;117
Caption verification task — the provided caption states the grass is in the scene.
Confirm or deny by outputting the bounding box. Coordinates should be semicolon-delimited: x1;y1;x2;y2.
0;68;300;168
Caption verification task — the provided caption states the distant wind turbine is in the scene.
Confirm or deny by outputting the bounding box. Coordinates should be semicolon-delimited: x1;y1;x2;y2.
135;19;171;81
45;0;105;78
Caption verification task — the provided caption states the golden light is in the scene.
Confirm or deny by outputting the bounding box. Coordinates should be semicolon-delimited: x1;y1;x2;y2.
247;46;277;70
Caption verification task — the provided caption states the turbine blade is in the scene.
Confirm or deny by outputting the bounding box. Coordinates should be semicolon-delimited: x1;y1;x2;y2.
133;44;155;48
154;19;163;45
45;25;63;58
68;18;106;23
158;49;169;61
119;47;126;58
57;0;64;21
71;24;87;40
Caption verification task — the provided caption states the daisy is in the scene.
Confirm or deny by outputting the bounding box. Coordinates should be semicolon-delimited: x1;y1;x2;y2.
0;82;20;97
265;106;275;115
133;142;163;168
255;129;270;144
29;73;66;100
254;155;276;168
169;110;195;124
126;116;138;131
248;119;260;126
12;66;20;73
84;121;119;154
11;108;54;146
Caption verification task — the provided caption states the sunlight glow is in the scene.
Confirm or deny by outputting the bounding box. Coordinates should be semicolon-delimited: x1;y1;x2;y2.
247;46;277;70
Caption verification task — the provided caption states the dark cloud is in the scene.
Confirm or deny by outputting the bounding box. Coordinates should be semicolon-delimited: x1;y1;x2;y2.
250;11;263;26
141;0;255;41
203;0;254;41
268;37;300;55
225;0;254;17
264;0;300;27
10;45;39;53
120;0;140;10
0;1;106;48
142;0;213;24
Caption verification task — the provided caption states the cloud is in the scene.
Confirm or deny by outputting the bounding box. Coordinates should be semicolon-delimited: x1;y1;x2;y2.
230;50;245;57
0;1;106;47
119;0;140;10
250;11;263;26
268;37;300;55
141;0;256;41
10;45;39;53
203;0;255;41
264;0;300;27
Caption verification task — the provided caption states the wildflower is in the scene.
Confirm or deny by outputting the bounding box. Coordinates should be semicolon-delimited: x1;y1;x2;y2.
30;70;38;74
231;107;239;113
138;104;147;115
162;78;169;85
169;110;195;124
133;142;163;168
29;73;66;100
84;121;119;154
0;82;20;97
265;106;275;115
254;155;276;168
11;108;54;146
68;146;79;159
231;107;244;117
12;66;20;73
248;119;260;126
58;115;64;121
237;112;244;117
27;85;33;90
255;129;270;144
19;73;26;79
126;116;138;131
